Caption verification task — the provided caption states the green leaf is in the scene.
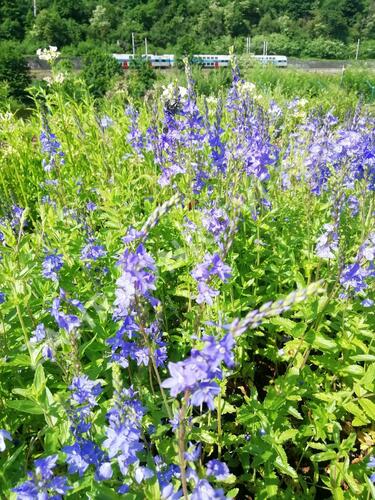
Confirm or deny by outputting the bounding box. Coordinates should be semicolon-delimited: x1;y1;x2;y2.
227;488;240;498
33;364;46;395
313;334;337;351
350;354;375;362
274;455;298;478
92;484;127;500
343;401;370;426
360;363;375;391
287;406;303;420
6;399;44;414
341;365;364;376
277;429;298;443
310;450;337;462
358;398;375;420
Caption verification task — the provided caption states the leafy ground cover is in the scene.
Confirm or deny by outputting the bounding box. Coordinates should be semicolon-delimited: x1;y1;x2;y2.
0;57;374;499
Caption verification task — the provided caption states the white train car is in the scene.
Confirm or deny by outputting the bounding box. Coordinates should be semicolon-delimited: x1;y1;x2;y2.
192;54;231;68
253;55;287;67
113;53;175;69
147;54;175;68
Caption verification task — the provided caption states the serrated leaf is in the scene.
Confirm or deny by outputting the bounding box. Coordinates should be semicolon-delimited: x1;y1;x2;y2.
270;317;296;334
358;398;375;420
287;406;303;420
352;416;371;426
278;429;298;443
308;442;328;450
313;334;337;351
310;450;337;462
274;455;298;478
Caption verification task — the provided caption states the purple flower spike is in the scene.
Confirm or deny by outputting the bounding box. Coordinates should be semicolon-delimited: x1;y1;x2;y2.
69;375;102;407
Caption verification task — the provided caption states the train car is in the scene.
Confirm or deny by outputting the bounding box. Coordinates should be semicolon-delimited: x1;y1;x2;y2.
253;55;287;67
146;54;175;68
112;53;134;69
192;55;231;68
113;53;175;69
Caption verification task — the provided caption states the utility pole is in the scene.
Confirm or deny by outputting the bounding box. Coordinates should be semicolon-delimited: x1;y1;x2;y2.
246;37;251;54
132;32;135;56
145;38;148;56
355;38;360;60
33;0;37;17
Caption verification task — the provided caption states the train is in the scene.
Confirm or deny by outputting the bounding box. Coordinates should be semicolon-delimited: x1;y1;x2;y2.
112;53;288;69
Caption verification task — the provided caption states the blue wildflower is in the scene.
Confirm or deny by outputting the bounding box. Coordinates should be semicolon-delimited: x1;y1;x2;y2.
162;333;234;411
316;224;339;259
12;454;70;499
69;375;102;407
42;252;63;282
206;459;230;480
0;429;12;452
191;479;226;499
80;242;107;263
30;323;46;343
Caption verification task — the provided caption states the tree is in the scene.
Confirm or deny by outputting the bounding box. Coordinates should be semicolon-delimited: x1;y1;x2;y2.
32;8;80;47
0;0;29;40
89;5;111;40
286;0;312;19
0;41;31;101
318;0;349;41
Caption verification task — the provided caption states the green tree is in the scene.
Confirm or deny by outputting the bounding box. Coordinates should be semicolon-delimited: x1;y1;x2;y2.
318;0;349;41
0;0;29;40
31;8;81;47
0;41;31;101
286;0;312;19
89;5;111;40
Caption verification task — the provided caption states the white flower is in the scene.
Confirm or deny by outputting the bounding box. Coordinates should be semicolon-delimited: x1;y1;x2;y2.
36;46;60;63
54;72;65;84
161;82;188;102
238;80;257;97
43;72;66;86
0;112;13;122
43;76;53;85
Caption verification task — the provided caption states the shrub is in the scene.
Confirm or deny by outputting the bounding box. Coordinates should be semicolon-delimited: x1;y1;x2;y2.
126;56;157;99
303;37;347;59
82;48;122;97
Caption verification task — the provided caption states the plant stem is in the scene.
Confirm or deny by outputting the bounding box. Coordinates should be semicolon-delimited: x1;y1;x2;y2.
15;303;34;367
178;391;190;500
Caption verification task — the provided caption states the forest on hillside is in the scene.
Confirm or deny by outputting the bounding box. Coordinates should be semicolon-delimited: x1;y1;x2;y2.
1;0;375;58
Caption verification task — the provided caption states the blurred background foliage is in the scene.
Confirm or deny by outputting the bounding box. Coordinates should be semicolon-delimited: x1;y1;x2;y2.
0;0;375;59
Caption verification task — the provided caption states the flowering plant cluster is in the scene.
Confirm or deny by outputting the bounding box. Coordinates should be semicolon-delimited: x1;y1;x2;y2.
0;57;373;500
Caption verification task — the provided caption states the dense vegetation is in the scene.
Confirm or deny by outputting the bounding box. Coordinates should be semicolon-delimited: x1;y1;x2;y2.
0;53;374;499
0;0;375;58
